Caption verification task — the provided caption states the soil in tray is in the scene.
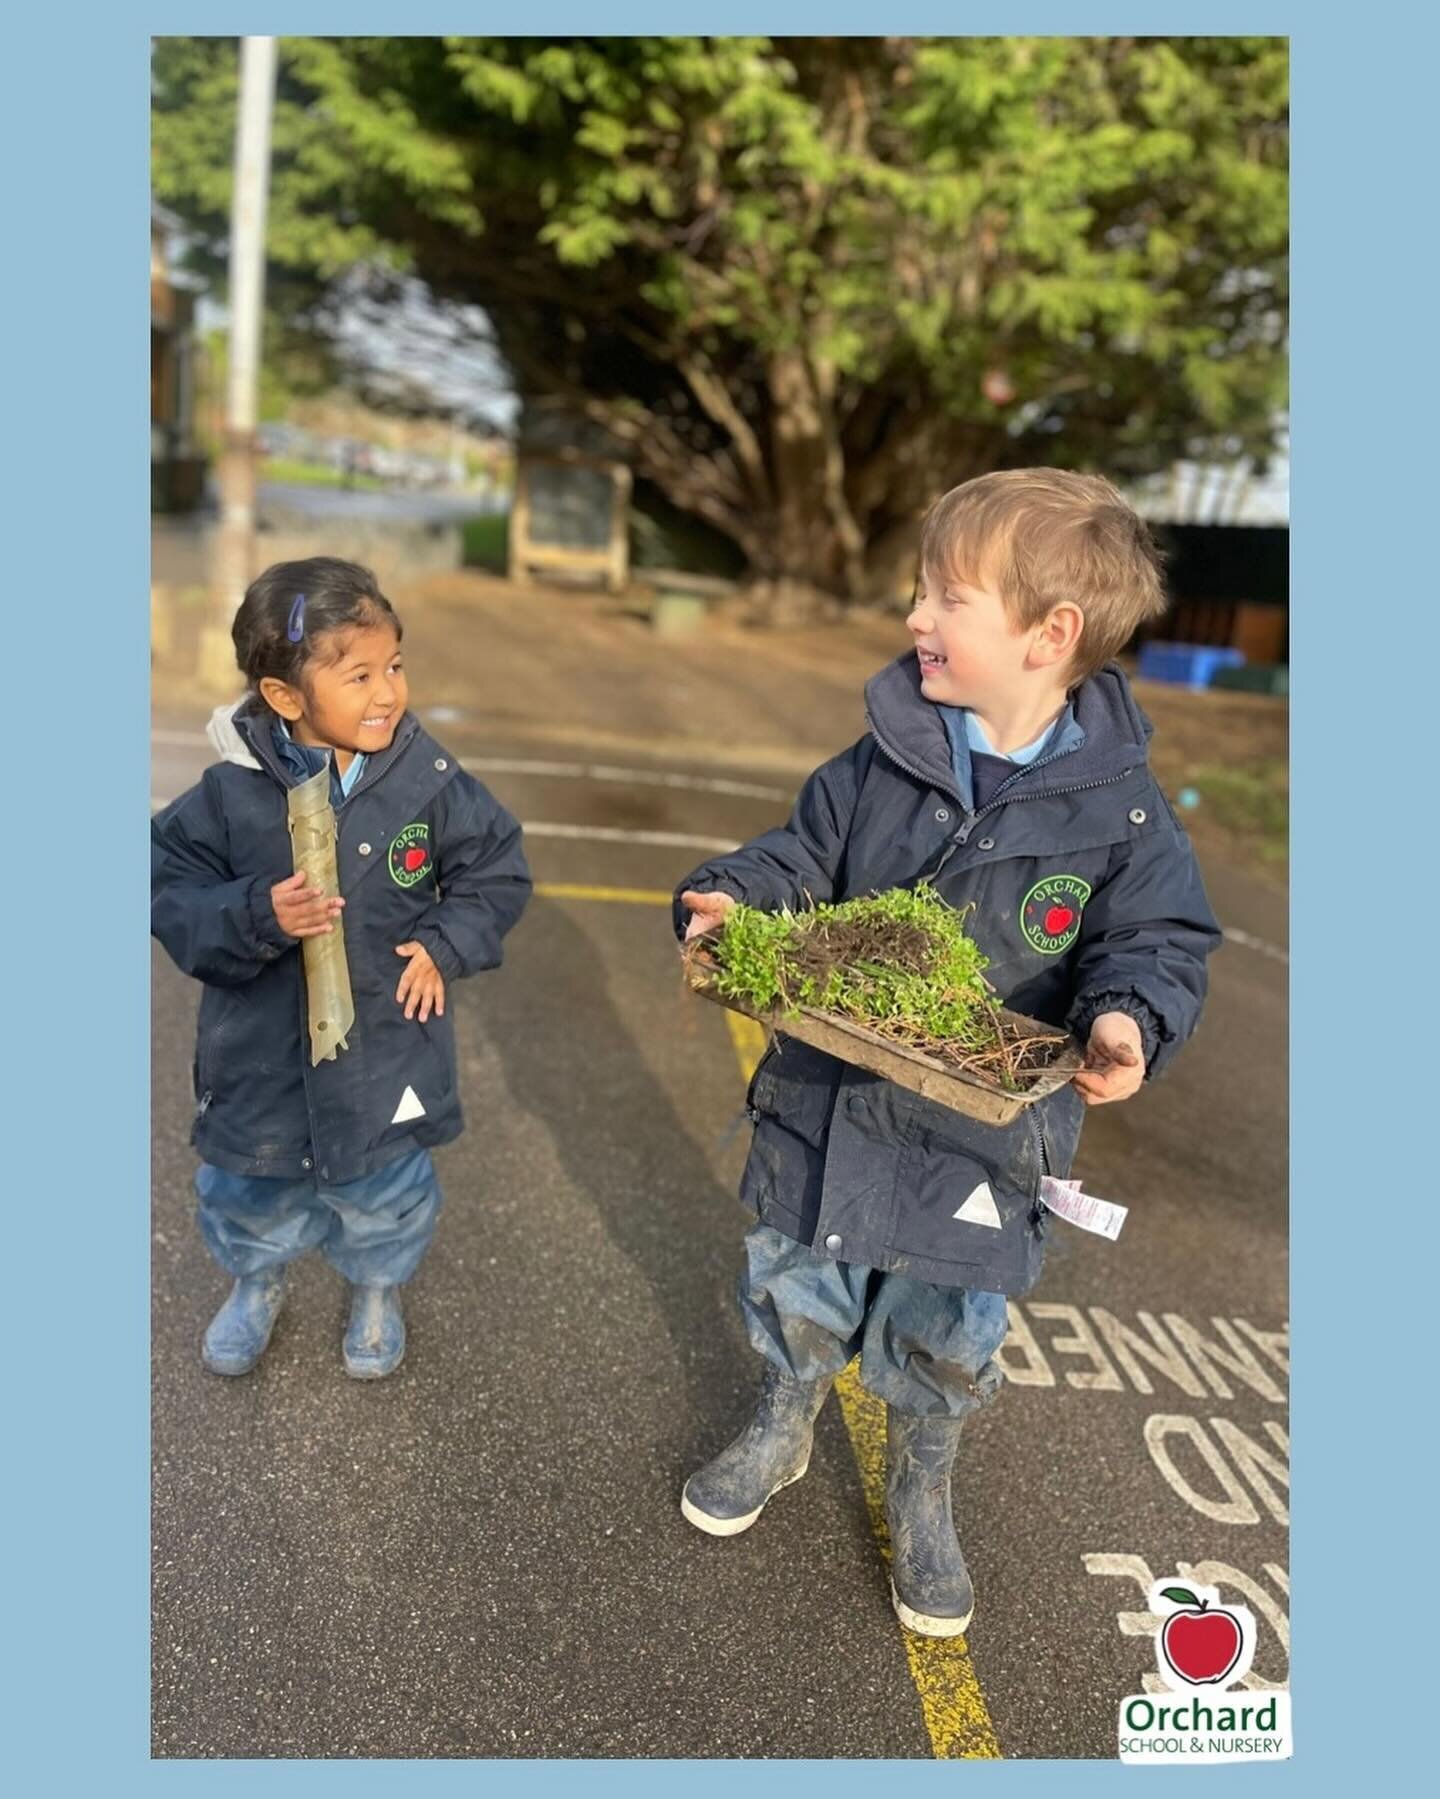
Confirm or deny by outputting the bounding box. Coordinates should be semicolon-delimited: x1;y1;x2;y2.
693;886;1073;1093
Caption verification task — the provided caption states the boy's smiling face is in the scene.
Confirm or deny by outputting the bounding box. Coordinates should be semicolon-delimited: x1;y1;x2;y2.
906;560;1036;713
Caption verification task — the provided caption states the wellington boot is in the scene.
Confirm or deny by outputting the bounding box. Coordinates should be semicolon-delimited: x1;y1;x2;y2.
202;1270;286;1376
885;1408;975;1637
681;1365;833;1536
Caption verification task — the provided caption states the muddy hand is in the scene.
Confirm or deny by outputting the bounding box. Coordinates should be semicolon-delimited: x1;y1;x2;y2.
680;888;737;944
1073;1011;1145;1106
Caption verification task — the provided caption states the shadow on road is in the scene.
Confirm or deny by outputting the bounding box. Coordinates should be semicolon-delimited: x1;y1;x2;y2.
483;896;754;1445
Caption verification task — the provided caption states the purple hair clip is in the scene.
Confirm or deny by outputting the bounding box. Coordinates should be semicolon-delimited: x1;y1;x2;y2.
286;594;307;643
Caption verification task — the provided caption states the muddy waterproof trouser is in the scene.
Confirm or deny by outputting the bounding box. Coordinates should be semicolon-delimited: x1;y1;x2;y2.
195;1149;441;1287
738;1222;1009;1419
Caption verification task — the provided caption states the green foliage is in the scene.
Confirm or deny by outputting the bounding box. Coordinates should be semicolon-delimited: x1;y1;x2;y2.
261;457;384;492
152;36;1288;595
1190;760;1288;865
460;511;510;571
710;885;1001;1053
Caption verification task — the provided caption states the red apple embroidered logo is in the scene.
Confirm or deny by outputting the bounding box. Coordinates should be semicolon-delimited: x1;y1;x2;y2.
388;821;433;889
1151;1580;1256;1690
1020;874;1092;955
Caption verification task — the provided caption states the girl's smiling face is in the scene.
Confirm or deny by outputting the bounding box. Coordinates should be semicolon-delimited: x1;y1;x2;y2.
261;623;408;769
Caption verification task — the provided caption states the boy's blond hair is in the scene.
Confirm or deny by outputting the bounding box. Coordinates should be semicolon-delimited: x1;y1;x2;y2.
918;469;1167;684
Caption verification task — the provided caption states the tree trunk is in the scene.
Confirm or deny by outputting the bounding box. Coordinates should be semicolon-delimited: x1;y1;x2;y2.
748;348;868;608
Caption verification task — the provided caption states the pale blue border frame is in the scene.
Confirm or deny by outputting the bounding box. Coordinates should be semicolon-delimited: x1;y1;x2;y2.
11;6;1423;1787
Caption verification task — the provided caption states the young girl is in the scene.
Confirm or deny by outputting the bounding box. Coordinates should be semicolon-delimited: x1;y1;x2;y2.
152;557;532;1378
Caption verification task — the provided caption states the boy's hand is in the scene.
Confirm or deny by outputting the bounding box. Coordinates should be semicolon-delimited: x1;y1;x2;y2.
270;870;345;939
1074;1012;1145;1106
395;942;446;1022
680;889;737;942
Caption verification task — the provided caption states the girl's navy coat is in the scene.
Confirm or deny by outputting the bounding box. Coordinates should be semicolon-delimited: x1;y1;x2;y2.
674;655;1222;1296
152;699;531;1185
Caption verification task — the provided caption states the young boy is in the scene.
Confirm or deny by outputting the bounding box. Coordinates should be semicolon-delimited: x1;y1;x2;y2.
674;470;1222;1637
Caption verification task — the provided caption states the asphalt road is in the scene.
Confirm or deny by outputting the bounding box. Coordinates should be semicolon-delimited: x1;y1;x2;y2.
151;713;1288;1760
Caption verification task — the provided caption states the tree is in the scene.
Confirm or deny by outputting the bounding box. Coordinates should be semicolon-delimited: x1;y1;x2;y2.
152;35;1288;605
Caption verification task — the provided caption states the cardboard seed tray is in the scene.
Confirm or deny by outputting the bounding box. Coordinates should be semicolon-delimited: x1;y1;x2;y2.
683;943;1082;1127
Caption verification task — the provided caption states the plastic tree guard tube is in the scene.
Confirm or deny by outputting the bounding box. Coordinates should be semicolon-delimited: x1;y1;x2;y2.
286;766;355;1064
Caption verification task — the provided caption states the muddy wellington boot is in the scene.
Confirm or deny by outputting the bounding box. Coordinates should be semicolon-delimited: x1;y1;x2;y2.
202;1270;287;1376
885;1408;975;1637
343;1283;406;1379
681;1365;834;1536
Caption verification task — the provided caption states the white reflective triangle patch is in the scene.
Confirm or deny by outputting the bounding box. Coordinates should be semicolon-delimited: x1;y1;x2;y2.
390;1085;426;1125
953;1181;1003;1229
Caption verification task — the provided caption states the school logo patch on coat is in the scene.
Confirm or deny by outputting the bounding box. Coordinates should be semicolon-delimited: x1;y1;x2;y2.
388;822;433;889
1020;874;1092;955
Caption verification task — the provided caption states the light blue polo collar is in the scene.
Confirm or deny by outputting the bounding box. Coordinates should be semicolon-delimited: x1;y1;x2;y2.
938;701;1085;813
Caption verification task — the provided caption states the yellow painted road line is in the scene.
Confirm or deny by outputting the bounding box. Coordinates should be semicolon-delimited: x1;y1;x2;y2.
832;1363;1002;1759
721;1015;1002;1761
535;882;673;906
536;879;1004;1758
725;1011;769;1075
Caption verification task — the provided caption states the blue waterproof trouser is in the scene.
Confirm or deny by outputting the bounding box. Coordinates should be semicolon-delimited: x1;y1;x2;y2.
195;1149;441;1287
738;1221;1009;1418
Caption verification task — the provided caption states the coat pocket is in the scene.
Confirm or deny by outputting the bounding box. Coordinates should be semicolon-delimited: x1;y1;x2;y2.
903;1103;1049;1288
195;990;240;1107
746;1033;841;1151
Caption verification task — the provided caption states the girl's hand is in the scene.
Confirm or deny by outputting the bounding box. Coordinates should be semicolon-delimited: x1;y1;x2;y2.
395;941;446;1022
270;870;345;939
1073;1012;1146;1106
680;888;737;943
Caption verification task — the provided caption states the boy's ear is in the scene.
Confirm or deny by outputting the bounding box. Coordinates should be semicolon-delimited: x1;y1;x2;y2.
258;675;304;722
1030;601;1084;670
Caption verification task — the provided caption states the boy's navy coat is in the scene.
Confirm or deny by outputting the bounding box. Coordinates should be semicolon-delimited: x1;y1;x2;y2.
675;655;1221;1296
152;699;531;1184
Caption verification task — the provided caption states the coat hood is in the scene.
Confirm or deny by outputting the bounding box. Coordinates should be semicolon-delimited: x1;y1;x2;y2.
209;694;425;794
863;654;1152;802
205;701;262;771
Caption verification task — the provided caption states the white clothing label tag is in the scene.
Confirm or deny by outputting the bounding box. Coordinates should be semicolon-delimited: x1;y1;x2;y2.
1039;1176;1128;1241
953;1181;1003;1229
391;1085;427;1125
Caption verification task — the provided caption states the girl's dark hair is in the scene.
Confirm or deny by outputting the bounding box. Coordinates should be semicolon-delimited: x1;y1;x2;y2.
232;558;403;699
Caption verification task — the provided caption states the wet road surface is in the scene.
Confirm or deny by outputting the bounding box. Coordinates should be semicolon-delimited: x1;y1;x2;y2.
151;711;1287;1759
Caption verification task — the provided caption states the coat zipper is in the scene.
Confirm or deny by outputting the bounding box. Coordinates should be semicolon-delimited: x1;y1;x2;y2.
870;728;1133;882
1028;1108;1052;1177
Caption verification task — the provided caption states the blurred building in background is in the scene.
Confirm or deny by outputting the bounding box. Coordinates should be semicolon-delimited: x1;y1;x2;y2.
1127;441;1290;670
151;202;209;513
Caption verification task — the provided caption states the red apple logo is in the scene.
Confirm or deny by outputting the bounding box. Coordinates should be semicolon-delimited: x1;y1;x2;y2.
1157;1586;1245;1686
1043;905;1075;936
403;846;427;873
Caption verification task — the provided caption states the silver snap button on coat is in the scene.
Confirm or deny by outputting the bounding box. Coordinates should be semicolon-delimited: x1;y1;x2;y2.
435;757;448;771
1129;807;1147;825
358;842;372;856
301;1157;313;1171
824;1233;843;1254
977;836;995;851
935;807;950;823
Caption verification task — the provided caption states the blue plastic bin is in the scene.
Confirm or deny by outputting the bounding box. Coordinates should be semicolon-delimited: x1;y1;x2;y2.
1137;642;1246;689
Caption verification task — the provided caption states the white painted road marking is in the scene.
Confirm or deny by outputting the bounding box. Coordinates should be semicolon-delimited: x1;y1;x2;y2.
150;738;1290;962
150;733;791;801
1220;925;1288;965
